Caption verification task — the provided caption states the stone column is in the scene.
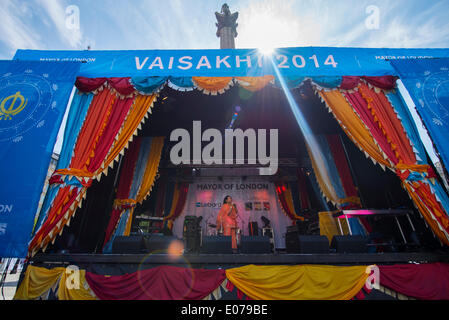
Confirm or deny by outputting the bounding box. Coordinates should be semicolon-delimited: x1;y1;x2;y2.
215;4;238;49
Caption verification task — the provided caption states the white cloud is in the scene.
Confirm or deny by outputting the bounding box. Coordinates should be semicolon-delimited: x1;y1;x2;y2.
0;1;43;57
38;0;83;48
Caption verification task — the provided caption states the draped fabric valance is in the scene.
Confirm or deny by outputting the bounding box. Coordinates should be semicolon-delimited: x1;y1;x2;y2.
15;263;449;300
73;75;397;97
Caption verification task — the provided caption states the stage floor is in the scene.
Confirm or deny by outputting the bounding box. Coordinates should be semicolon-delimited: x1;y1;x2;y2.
31;251;449;267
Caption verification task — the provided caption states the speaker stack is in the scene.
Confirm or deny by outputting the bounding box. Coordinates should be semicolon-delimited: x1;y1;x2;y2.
240;236;272;254
183;216;201;253
330;235;367;253
112;235;147;254
146;235;178;253
201;236;233;254
286;234;329;254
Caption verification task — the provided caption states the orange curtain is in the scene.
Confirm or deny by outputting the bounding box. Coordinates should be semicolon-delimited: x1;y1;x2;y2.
192;77;233;95
234;75;275;92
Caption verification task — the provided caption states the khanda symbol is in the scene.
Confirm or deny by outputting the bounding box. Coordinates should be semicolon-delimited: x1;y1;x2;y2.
0;91;28;120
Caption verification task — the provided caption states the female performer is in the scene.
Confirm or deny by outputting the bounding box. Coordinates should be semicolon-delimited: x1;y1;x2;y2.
216;195;238;250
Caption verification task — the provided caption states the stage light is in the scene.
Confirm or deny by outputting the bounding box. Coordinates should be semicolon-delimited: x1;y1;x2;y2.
261;216;271;228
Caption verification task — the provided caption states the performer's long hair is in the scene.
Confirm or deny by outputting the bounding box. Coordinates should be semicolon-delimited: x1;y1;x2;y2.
223;195;231;204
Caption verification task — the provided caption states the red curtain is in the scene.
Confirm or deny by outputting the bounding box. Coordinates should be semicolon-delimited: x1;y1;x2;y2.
85;266;226;300
378;263;449;300
339;76;396;90
102;138;141;249
344;90;397;163
170;183;189;221
75;77;135;95
87;97;135;171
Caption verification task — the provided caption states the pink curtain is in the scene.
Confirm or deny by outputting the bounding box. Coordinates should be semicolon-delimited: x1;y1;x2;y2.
378;263;449;299
85;266;226;300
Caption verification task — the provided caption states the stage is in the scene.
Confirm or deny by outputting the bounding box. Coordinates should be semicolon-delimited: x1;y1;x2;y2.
30;251;449;268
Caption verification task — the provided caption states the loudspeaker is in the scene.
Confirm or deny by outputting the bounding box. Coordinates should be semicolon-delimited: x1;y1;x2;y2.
286;234;329;253
240;236;271;254
184;235;200;253
248;222;259;236
146;236;178;253
201;236;233;254
331;235;367;253
112;235;146;254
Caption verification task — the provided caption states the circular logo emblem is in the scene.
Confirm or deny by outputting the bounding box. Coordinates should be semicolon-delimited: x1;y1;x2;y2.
421;69;449;128
0;73;53;142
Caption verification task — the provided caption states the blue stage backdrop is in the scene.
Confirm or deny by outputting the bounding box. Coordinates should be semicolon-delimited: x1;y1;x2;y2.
391;58;449;174
14;47;449;78
0;61;80;257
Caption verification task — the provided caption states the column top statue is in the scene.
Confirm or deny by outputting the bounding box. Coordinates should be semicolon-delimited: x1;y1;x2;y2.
215;3;239;38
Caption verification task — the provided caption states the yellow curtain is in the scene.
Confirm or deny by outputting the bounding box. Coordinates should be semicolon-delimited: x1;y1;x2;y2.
14;266;65;300
225;264;370;300
319;211;349;243
14;266;97;300
318;90;391;169
192;77;233;95
58;269;97;300
234;75;275;92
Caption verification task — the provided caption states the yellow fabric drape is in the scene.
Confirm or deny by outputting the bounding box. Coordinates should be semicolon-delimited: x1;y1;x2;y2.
101;94;157;175
192;77;233;94
319;211;349;243
318;90;391;169
225;264;370;300
234;75;275;92
14;266;96;300
58;269;97;300
14;266;64;300
135;137;165;203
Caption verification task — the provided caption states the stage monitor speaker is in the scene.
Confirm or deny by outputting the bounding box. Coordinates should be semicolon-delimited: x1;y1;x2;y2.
112;235;146;254
146;236;178;253
331;235;367;253
240;236;271;254
201;236;233;254
286;234;329;254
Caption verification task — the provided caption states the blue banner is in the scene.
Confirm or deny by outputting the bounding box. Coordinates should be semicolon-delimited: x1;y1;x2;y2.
0;61;80;257
14;47;449;78
391;58;449;174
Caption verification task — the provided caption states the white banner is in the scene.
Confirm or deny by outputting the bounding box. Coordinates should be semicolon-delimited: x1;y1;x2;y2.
173;176;291;248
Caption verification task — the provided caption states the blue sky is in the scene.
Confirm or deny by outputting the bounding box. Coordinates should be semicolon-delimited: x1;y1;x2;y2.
1;0;449;59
